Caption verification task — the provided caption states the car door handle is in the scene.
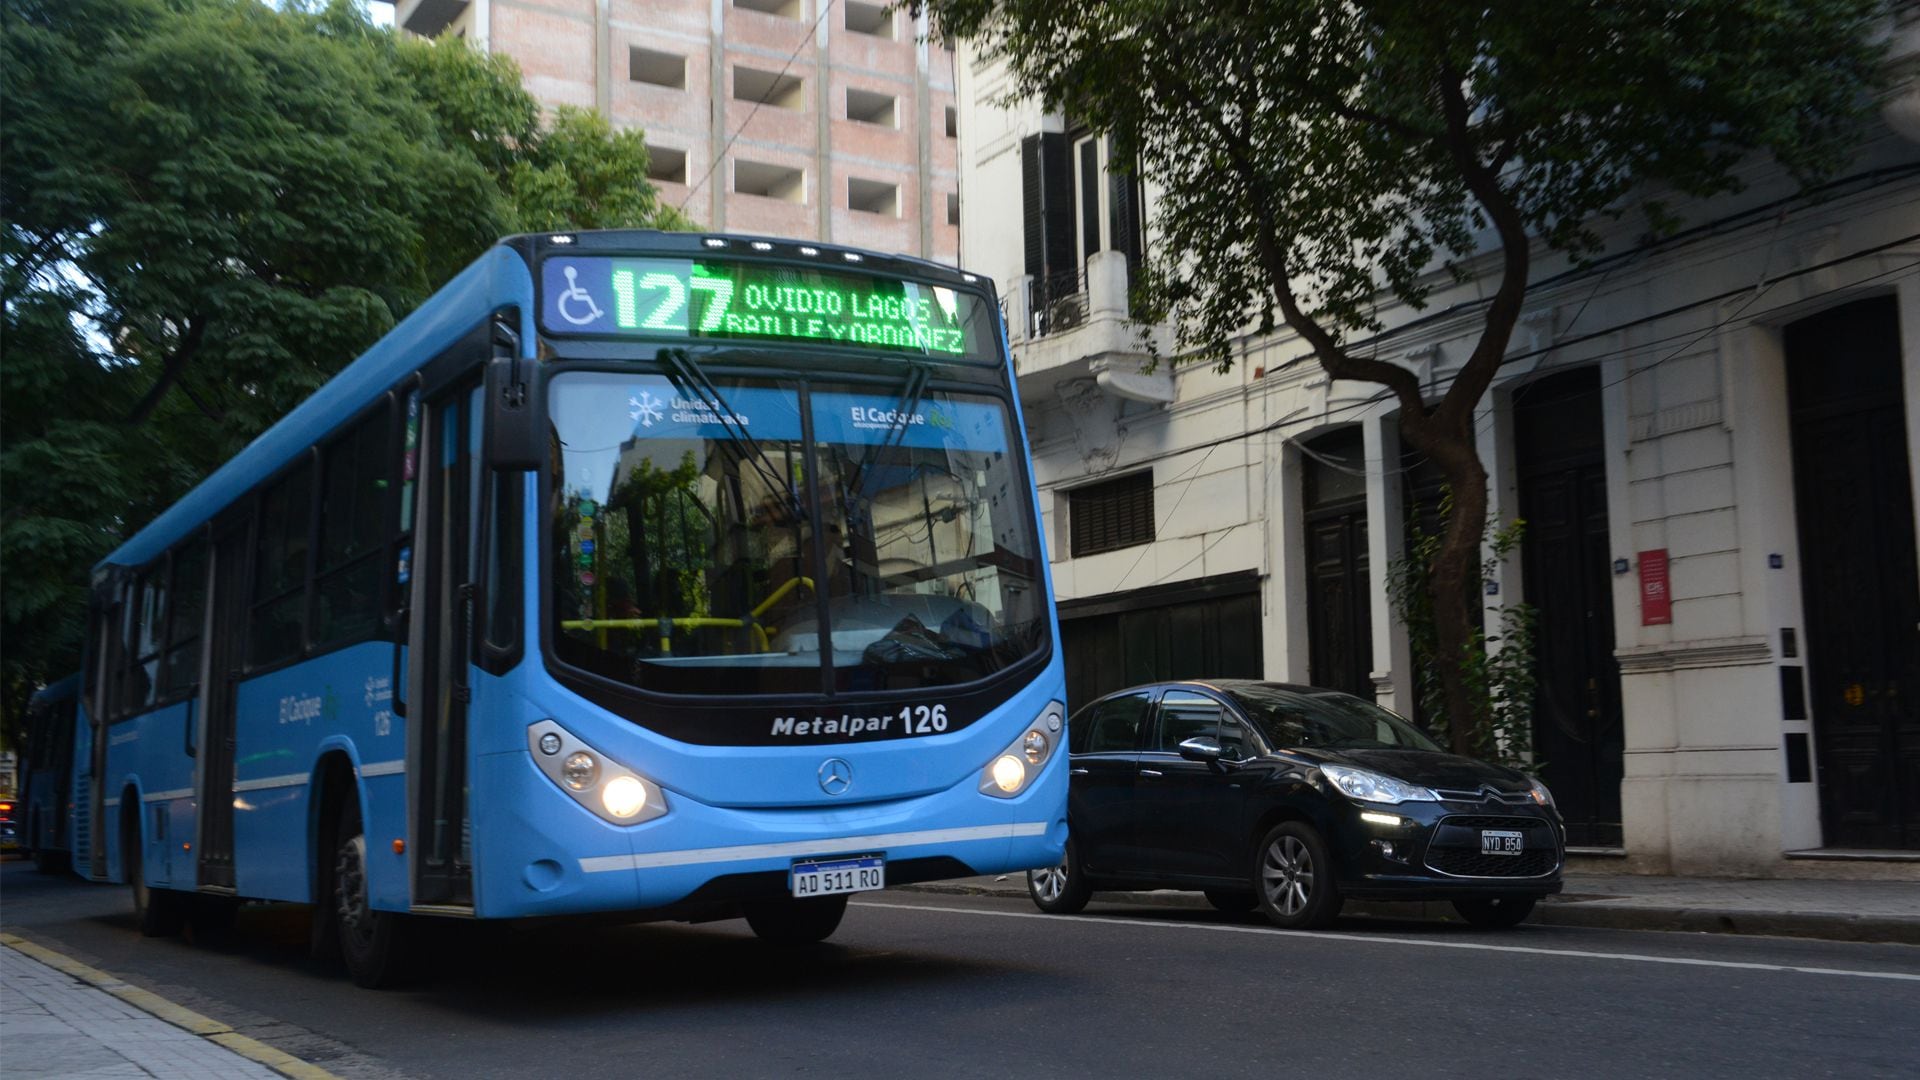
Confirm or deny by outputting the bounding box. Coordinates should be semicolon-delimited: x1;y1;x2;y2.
1070;768;1089;776
1139;768;1164;778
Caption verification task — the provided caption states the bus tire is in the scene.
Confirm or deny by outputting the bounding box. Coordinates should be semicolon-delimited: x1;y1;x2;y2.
743;894;849;945
331;800;415;988
126;816;185;937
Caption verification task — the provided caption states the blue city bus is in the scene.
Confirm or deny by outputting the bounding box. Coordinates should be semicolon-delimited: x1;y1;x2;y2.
76;231;1067;986
19;675;81;872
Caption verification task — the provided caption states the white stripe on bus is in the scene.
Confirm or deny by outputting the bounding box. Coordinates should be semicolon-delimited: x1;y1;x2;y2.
140;788;194;803
358;760;405;778
577;822;1051;874
232;772;310;793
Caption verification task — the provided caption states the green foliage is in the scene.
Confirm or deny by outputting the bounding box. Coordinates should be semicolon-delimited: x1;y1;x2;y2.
0;0;688;726
1388;493;1538;769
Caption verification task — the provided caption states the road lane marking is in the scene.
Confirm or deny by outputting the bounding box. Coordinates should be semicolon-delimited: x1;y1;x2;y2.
852;901;1920;983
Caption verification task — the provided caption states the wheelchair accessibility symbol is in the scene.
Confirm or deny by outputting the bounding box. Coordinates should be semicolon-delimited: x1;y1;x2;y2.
556;265;604;326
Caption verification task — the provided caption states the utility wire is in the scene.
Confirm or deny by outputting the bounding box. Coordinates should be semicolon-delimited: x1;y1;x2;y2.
679;1;840;215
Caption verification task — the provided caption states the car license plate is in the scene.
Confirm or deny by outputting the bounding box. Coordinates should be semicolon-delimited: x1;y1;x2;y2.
1481;830;1524;856
790;855;885;898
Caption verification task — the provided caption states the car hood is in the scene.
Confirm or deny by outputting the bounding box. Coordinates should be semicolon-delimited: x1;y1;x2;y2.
1297;747;1531;793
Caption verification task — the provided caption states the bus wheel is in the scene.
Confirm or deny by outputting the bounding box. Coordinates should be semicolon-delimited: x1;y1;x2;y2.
331;803;414;988
743;894;849;945
127;829;185;937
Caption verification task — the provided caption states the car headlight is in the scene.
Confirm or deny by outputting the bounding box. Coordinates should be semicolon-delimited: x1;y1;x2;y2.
980;701;1064;799
1319;764;1438;805
1528;776;1556;808
527;720;669;825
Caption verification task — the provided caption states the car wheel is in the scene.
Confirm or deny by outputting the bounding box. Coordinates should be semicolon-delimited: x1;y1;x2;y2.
1203;889;1257;914
743;895;849;944
1254;822;1342;930
1452;895;1536;929
332;801;415;988
1027;836;1092;915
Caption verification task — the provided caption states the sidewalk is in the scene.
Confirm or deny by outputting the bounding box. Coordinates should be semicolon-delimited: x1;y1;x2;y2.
0;934;332;1080
902;871;1920;944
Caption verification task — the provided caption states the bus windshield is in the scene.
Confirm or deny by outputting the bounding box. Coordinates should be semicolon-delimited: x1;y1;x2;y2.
548;369;1046;696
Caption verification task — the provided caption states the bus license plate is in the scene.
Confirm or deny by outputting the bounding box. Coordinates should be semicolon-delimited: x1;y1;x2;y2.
1481;830;1524;856
791;855;885;898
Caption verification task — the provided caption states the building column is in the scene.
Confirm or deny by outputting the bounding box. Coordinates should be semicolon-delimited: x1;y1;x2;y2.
1363;414;1410;712
1264;434;1310;683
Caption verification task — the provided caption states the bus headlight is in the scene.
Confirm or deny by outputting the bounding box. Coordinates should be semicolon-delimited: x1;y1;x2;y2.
979;701;1064;799
527;720;669;826
601;776;649;819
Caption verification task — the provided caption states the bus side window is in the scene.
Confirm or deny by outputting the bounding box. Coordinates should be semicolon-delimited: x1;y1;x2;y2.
164;539;207;694
131;566;166;710
314;406;391;648
251;460;313;667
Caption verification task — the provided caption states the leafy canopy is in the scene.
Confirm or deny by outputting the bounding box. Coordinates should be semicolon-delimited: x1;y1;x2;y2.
0;0;688;731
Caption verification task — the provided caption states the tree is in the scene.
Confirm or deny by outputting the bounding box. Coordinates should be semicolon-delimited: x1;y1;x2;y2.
918;0;1885;754
0;0;688;727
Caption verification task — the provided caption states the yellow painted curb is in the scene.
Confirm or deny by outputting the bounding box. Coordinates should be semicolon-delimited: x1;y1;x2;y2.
1;933;344;1080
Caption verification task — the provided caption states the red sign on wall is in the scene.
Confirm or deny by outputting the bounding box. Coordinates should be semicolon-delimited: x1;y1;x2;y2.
1639;548;1672;626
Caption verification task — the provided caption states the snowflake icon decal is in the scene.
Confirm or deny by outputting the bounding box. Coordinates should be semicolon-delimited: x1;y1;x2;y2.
628;389;665;428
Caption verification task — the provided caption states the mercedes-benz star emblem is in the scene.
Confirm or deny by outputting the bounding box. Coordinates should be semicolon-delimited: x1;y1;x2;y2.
818;758;853;796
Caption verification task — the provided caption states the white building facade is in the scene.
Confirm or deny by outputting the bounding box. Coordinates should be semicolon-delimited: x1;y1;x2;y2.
956;21;1920;877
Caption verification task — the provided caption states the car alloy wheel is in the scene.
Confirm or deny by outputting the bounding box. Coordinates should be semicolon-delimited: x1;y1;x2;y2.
1026;835;1091;914
1254;822;1342;929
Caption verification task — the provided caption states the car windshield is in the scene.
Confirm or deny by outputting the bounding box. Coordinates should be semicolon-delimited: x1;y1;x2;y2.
1225;686;1443;752
547;369;1046;696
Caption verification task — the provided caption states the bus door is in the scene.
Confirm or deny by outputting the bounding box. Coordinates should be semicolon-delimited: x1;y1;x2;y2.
197;518;248;889
408;378;480;907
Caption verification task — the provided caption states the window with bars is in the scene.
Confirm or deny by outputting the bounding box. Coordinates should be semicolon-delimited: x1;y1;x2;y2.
1069;471;1154;557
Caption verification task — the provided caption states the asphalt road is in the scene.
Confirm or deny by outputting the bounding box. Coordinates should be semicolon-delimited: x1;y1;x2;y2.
5;860;1918;1079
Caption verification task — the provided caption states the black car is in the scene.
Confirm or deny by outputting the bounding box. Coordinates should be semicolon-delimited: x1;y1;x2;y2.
1028;680;1563;929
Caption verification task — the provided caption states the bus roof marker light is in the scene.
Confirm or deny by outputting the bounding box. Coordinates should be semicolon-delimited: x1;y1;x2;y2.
703;238;728;248
842;252;864;263
750;241;774;251
962;273;979;283
550;235;575;244
799;246;820;256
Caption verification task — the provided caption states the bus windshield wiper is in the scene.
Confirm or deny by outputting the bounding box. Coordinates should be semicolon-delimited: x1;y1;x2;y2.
655;348;803;520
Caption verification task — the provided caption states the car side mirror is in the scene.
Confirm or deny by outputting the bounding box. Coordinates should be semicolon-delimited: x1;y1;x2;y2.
1178;737;1223;764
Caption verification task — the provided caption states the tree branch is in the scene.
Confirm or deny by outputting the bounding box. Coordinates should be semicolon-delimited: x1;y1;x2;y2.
1432;65;1531;431
124;316;207;425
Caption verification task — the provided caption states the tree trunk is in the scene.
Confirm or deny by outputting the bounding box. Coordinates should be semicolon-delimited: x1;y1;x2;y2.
1408;418;1490;757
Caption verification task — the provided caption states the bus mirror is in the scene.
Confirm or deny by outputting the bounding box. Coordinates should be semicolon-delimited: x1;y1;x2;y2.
484;352;545;471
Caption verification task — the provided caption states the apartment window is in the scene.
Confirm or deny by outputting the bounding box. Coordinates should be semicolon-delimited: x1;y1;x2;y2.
844;0;893;38
735;159;805;203
648;146;688;185
734;0;802;20
1069;471;1154;557
1074;131;1145;274
945;106;957;138
848;177;898;216
630;47;687;90
946;192;960;226
845;87;897;128
734;65;805;110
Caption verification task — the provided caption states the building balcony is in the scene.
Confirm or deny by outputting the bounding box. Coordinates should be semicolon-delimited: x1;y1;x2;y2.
396;0;468;38
1005;250;1174;405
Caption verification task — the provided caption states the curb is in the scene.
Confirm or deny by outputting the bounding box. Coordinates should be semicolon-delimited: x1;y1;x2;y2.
893;882;1920;945
0;933;343;1080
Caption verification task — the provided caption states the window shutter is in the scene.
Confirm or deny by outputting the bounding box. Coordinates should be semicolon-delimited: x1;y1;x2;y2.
1069;471;1155;557
1021;132;1074;281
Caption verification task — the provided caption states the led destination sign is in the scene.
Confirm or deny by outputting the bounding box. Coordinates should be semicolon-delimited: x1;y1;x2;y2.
539;255;994;362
